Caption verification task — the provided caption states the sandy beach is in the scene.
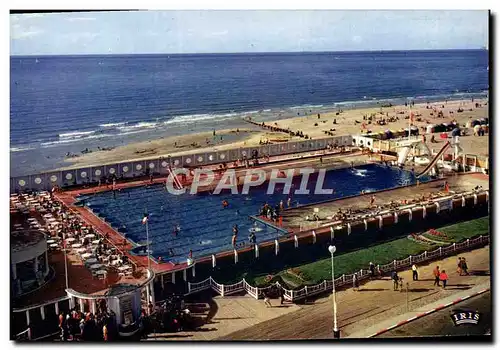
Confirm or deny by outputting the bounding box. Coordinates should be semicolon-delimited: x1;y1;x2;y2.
58;98;489;170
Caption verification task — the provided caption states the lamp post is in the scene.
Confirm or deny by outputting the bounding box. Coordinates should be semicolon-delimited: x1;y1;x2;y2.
328;245;340;339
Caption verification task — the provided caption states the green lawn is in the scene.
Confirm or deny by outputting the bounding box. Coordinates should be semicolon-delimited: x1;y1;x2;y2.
297;238;425;284
438;217;489;241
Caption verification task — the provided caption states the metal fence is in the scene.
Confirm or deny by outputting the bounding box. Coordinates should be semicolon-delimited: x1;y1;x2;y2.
10;136;353;193
186;235;489;302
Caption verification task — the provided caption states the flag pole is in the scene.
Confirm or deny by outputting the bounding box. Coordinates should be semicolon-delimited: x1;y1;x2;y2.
146;220;151;271
145;208;151;272
408;102;412;141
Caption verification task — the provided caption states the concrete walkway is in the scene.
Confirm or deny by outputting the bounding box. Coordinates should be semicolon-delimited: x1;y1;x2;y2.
148;294;301;341
347;281;490;338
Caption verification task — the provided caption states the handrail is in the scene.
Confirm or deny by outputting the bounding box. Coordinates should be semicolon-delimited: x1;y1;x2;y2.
14;328;31;340
12;295;70;313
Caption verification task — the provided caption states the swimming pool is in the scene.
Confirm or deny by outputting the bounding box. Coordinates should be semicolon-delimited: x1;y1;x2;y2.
78;164;424;263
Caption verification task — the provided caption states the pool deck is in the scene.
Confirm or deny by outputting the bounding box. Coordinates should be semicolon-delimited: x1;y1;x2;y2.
280;172;489;233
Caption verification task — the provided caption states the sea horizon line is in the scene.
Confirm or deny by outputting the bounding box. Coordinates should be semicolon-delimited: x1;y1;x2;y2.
10;48;487;58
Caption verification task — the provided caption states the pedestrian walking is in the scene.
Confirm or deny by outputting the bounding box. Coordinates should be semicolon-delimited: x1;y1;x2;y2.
391;271;399;291
369;262;375;278
412;264;419;281
461;258;469;275
353;273;359;291
439;270;448;289
457;257;463;275
279;287;285;305
398;277;404;292
263;292;272;308
433;266;440;286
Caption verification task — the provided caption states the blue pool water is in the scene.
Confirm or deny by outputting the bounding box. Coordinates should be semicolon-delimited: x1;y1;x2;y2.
78;164;424;263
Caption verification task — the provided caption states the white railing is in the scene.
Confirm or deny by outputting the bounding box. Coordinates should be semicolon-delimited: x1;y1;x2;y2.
185;235;489;302
187;277;212;294
243;279;258;299
223;280;245;296
210;278;224;295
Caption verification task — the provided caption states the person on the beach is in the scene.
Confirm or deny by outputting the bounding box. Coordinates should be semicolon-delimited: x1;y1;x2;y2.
231;234;237;247
370;195;376;207
279;200;284;210
287;197;292;208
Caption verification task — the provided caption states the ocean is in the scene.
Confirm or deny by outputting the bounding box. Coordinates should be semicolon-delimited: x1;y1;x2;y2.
10;50;489;176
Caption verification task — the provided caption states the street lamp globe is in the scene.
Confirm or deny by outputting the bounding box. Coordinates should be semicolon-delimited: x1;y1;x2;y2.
328;245;336;255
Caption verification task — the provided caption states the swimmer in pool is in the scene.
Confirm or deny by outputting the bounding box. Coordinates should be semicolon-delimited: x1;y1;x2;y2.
222;200;229;208
173;224;180;236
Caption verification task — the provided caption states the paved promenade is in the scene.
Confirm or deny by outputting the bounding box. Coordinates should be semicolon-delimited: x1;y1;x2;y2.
217;245;490;340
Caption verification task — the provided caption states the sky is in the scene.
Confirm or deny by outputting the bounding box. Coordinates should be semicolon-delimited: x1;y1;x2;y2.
10;10;489;55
